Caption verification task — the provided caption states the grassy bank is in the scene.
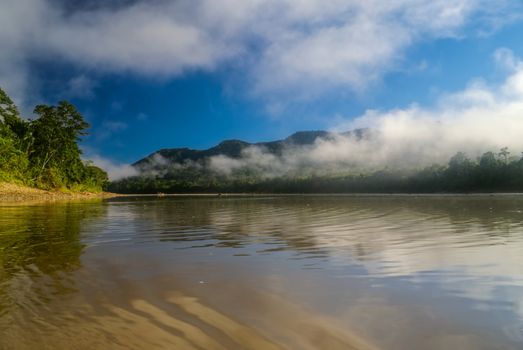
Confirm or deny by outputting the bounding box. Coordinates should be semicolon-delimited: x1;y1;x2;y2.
0;182;118;203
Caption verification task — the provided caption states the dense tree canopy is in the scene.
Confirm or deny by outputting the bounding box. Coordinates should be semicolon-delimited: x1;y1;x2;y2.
0;87;107;191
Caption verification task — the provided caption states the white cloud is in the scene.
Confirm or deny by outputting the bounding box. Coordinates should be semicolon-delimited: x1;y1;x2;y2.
324;50;523;167
45;2;230;75
0;0;521;107
87;154;138;181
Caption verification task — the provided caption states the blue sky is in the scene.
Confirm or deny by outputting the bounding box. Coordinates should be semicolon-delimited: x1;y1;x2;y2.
2;0;523;165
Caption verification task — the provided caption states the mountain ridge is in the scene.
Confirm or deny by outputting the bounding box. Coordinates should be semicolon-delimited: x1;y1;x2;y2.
133;129;367;170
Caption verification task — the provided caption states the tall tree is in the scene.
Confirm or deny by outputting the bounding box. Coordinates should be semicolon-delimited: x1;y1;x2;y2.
0;88;29;181
30;102;90;186
0;88;19;126
0;88;29;144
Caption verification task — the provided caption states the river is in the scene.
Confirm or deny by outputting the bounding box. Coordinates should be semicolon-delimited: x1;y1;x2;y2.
1;195;523;349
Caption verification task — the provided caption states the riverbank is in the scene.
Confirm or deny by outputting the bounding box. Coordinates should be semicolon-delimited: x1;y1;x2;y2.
0;182;119;203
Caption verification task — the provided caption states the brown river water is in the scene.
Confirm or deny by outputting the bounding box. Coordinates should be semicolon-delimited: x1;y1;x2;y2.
1;195;523;349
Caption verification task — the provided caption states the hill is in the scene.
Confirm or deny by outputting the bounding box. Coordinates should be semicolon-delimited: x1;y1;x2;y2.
108;128;523;194
133;129;366;172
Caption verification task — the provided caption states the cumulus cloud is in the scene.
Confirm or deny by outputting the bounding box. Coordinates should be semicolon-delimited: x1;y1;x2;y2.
0;0;521;107
207;51;523;176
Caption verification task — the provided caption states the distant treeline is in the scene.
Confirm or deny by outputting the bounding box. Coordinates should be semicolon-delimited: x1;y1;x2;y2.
109;149;523;194
0;88;107;191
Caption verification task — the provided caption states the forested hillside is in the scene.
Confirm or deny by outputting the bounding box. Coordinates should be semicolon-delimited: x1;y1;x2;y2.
0;88;107;192
110;145;523;194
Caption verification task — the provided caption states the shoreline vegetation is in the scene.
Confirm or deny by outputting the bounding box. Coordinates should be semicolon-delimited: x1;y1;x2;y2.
0;182;118;203
0;87;108;195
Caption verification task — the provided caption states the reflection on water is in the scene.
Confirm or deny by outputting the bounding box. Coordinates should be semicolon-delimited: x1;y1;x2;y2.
0;201;106;317
1;196;523;349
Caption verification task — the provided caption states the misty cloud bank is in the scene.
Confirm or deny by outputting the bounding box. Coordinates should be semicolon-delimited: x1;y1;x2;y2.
206;52;523;178
89;155;138;181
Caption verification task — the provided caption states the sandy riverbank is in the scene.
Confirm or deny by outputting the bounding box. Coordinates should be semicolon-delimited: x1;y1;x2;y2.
0;182;119;203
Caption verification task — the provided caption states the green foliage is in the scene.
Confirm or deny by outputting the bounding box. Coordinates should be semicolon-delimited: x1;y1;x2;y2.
29;101;90;188
0;89;29;183
82;164;109;191
0;135;29;182
0;87;108;192
0;88;20;129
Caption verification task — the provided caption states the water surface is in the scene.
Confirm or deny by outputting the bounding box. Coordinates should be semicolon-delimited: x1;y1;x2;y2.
1;196;523;349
